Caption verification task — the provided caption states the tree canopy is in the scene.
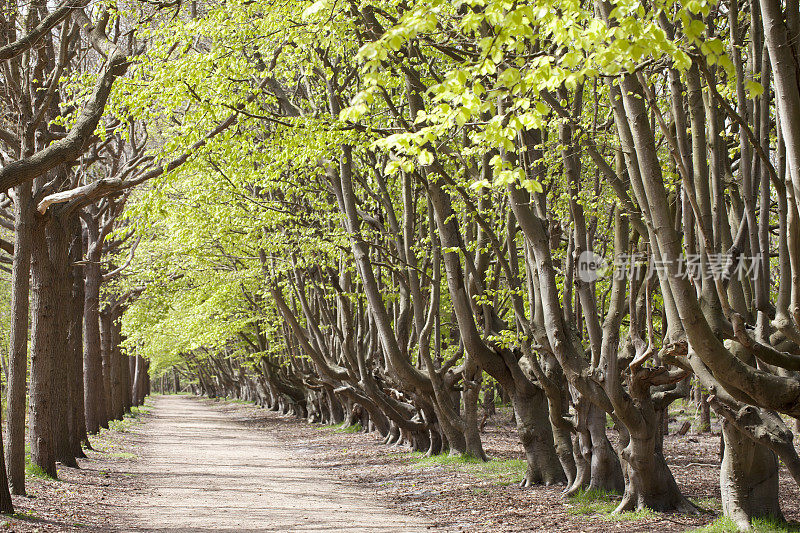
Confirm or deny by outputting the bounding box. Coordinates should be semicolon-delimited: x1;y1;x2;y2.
1;0;799;528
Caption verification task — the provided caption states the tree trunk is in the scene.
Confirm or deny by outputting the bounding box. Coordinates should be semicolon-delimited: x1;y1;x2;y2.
120;334;132;413
695;382;710;433
133;355;147;405
720;421;782;529
129;355;137;407
144;360;151;399
6;182;33;494
568;394;592;493
48;214;76;467
0;407;14;514
83;257;108;433
29;212;57;478
68;215;88;457
514;385;567;486
108;305;125;420
461;367;487;460
587;403;624;493
100;309;114;418
616;425;694;513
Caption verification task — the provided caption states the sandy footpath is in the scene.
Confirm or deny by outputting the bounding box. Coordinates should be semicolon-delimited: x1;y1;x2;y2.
121;395;429;532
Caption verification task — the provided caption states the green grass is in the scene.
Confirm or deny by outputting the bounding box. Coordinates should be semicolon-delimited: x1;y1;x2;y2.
11;510;37;521
315;421;346;431
90;404;152;454
398;451;527;484
24;462;53;480
129;405;151;417
103;405;151;434
109;452;136;460
691;516;800;532
565;488;658;523
602;508;658;522
24;442;55;480
335;422;363;433
317;421;364;432
567;488;619;516
690;497;722;513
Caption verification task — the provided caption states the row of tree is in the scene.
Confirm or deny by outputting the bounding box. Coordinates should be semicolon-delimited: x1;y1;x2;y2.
0;0;212;515
108;0;800;531
1;0;799;530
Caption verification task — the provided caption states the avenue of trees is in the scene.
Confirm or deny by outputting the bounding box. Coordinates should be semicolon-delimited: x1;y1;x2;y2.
1;0;800;530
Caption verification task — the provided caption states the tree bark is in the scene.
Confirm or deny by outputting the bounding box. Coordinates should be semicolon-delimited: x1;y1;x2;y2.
82;214;108;433
513;385;567;486
68;215;88;457
720;420;782;529
6;182;33;494
29;207;57;478
100;308;114;418
0;407;14;513
48;213;76;467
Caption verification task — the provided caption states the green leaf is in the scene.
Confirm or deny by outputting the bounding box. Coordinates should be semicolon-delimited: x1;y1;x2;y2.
745;80;764;98
418;150;434;167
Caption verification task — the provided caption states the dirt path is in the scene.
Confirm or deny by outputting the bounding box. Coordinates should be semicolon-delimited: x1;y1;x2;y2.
122;395;429;532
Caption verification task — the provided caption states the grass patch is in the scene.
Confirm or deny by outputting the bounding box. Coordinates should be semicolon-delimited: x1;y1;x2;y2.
106;417;138;433
104;405;151;434
129;405;151;417
90;404;151;453
567;488;619;516
24;444;56;481
110;452;136;460
690;497;722;513
24;463;53;480
399;451;527;484
335;422;363;433
565;488;657;522
691;516;800;532
602;508;658;522
316;421;346;431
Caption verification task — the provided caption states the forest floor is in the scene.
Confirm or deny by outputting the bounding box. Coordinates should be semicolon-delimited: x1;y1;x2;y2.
2;395;428;532
1;403;150;531
208;397;800;532
2;394;799;532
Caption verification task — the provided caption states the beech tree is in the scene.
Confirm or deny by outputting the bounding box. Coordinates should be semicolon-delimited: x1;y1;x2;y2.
1;0;799;529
